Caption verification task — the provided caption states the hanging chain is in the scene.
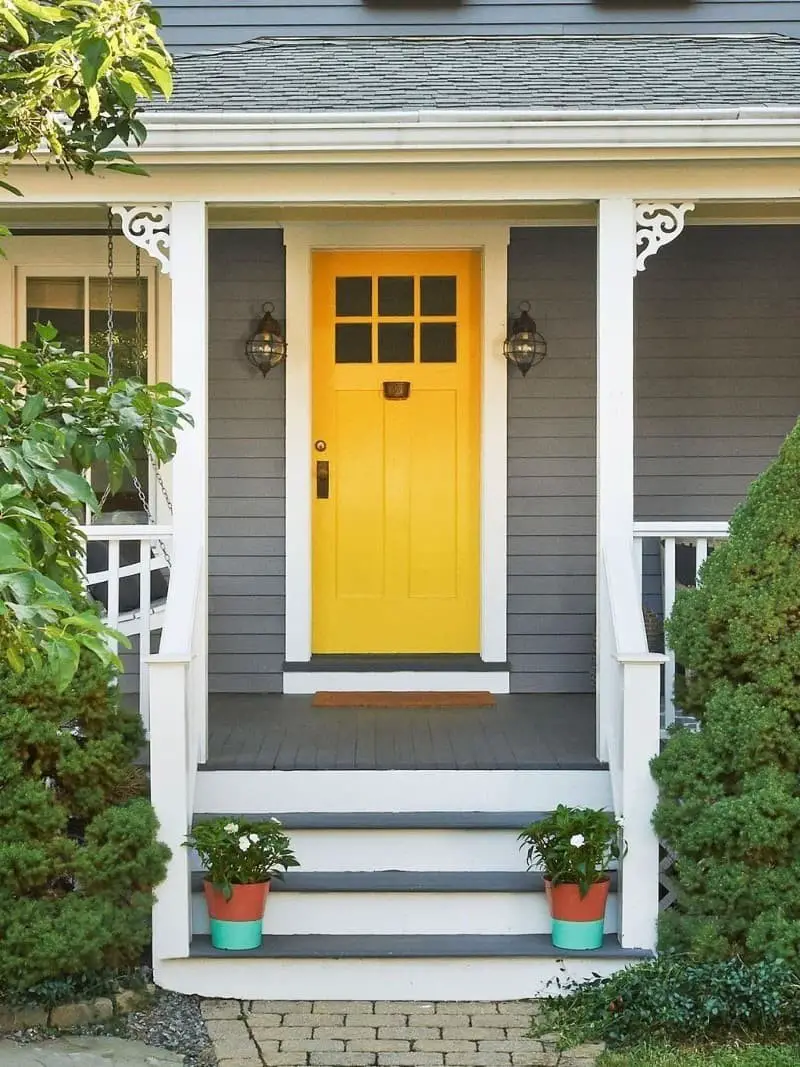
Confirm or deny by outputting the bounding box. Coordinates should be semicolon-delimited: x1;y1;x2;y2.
104;213;172;568
106;207;115;383
97;210;115;512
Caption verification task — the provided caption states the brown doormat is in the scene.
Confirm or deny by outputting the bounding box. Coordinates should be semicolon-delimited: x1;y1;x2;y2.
313;691;495;708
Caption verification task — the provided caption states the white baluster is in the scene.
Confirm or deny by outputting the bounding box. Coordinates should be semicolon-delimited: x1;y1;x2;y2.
633;536;643;606
139;538;151;736
663;537;676;729
695;537;708;582
107;538;120;654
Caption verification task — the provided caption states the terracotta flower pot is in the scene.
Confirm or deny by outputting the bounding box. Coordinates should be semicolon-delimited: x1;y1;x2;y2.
204;880;270;950
544;876;610;950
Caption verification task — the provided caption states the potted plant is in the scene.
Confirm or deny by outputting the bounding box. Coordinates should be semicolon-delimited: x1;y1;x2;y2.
518;805;622;951
186;816;299;950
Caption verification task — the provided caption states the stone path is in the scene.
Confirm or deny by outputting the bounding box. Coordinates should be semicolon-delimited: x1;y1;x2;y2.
0;1035;182;1065
201;1000;604;1067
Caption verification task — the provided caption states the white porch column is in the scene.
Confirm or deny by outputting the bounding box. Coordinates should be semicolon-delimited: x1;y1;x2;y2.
596;199;636;758
170;201;208;757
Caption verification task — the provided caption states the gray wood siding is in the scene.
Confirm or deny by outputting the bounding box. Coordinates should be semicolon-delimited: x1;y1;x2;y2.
208;229;286;693
507;227;597;694
158;3;800;52
635;225;800;523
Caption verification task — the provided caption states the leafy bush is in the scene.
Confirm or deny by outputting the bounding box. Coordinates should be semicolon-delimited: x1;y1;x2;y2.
0;650;170;1001
533;956;800;1049
651;419;800;961
0;328;188;686
518;805;622;895
187;817;299;899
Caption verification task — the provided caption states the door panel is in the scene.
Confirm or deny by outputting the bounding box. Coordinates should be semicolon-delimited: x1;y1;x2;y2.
312;250;480;654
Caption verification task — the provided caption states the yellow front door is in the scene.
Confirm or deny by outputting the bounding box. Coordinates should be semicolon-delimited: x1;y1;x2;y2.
312;249;481;654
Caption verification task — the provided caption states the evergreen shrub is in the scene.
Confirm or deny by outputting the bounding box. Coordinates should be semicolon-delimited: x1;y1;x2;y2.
0;650;170;1002
651;419;800;961
532;955;800;1049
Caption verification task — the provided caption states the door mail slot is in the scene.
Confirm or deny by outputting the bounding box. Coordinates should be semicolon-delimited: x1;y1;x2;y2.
383;381;411;400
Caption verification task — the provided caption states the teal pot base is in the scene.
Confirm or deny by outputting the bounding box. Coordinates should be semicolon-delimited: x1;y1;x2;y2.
551;918;605;951
209;918;263;950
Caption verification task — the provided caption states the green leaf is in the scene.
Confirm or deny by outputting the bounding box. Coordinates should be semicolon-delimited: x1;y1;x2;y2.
47;640;80;692
142;59;172;98
21;393;46;426
0;7;30;42
46;469;98;510
79;37;110;89
86;85;100;121
0;179;23;198
6;646;24;673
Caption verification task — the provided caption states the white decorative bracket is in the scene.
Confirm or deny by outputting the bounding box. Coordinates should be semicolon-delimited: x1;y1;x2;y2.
111;205;171;275
635;202;695;273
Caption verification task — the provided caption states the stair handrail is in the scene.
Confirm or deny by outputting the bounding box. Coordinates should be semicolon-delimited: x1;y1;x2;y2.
146;536;203;961
600;536;665;952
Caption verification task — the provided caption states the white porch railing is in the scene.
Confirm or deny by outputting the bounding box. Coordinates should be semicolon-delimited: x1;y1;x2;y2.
82;524;173;732
633;521;730;728
598;538;665;950
147;540;204;960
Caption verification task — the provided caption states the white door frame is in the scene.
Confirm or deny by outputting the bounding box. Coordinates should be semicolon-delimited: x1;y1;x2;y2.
282;221;510;686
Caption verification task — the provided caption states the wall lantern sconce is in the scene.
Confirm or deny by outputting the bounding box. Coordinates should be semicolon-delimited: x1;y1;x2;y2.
245;302;287;376
503;301;547;376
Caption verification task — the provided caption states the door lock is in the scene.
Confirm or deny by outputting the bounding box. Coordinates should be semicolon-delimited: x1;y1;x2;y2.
316;460;330;499
314;440;327;452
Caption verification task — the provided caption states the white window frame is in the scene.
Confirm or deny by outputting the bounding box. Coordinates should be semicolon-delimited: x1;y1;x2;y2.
11;238;163;523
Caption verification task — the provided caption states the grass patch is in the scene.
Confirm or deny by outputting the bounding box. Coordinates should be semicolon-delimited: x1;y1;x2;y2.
599;1043;800;1067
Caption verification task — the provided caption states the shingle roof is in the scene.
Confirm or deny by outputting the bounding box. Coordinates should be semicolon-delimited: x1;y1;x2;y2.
150;34;800;114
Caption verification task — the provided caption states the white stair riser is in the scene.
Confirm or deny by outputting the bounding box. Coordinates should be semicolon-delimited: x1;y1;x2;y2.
193;828;534;871
191;890;618;936
156;954;634;1000
194;769;612;814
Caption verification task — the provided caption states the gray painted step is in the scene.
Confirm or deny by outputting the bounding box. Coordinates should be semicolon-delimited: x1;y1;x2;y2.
283;654;509;672
191;870;619;893
190;933;650;960
192;811;552;830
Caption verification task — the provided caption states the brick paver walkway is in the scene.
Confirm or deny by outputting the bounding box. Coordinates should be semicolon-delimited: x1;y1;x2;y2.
201;1000;604;1067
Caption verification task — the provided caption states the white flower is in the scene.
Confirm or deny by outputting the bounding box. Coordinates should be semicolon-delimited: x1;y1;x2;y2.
570;834;586;848
224;822;239;834
238;836;251;852
249;833;260;843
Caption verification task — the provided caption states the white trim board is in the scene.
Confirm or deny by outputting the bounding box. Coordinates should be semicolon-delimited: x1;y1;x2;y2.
155;953;633;1001
283;670;511;695
282;221;511;680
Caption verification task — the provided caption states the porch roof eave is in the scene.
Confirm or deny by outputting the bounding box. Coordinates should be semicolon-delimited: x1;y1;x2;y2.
138;105;800;156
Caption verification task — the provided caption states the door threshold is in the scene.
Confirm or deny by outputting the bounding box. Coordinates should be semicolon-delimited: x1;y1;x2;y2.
284;654;509;672
282;657;510;695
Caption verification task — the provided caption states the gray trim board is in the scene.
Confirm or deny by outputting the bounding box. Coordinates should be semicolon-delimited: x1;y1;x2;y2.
190;870;619;892
190;933;651;959
192;811;554;829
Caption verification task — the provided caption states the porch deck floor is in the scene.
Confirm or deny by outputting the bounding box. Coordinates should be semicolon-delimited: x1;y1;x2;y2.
204;692;601;771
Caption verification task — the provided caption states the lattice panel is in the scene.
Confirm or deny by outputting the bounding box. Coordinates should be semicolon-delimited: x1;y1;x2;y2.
659;844;679;911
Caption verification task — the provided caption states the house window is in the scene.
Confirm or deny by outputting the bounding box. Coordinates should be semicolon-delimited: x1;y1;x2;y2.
25;274;151;522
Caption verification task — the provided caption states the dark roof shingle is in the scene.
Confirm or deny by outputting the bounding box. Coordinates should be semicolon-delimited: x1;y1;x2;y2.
150;34;800;114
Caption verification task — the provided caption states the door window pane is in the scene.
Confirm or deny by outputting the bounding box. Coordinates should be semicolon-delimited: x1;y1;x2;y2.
26;277;84;352
336;322;372;363
378;276;414;316
420;322;457;363
378;323;414;363
421;276;457;316
336;277;372;317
